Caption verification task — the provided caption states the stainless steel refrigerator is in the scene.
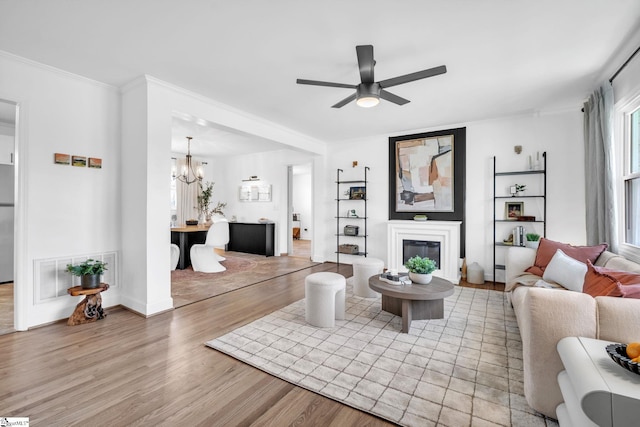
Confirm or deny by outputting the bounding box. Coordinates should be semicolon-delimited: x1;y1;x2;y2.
0;164;14;283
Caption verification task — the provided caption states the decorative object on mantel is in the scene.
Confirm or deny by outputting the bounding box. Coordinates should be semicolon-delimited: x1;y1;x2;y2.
66;258;108;289
404;255;437;284
413;214;427;221
173;136;204;185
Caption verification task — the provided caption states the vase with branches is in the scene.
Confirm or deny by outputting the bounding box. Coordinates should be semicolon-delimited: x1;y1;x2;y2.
197;181;227;223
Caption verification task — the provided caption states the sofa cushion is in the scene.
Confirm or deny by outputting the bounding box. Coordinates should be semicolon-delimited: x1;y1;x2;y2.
542;249;587;292
613;283;640;298
583;260;640;297
525;238;607;276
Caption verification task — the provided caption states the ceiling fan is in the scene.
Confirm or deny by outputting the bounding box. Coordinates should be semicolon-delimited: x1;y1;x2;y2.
296;45;447;108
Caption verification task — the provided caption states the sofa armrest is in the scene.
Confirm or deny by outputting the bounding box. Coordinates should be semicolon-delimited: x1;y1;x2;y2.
517;287;597;419
505;246;536;284
596;296;640;343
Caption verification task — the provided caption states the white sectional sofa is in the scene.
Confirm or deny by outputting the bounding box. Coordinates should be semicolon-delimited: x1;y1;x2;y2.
505;246;640;419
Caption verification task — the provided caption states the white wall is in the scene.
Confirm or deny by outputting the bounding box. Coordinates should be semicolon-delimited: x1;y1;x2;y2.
324;110;585;281
292;167;312;240
214;150;317;255
0;52;121;328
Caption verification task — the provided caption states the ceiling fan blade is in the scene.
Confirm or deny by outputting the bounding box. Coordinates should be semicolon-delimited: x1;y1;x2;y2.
380;89;410;106
296;79;356;89
331;93;357;108
378;65;447;89
356;45;375;83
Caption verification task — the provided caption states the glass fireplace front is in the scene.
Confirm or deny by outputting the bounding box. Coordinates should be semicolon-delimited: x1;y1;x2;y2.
402;240;441;269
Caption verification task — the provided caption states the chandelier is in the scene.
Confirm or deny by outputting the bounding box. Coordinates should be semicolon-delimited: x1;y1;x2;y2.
172;136;204;185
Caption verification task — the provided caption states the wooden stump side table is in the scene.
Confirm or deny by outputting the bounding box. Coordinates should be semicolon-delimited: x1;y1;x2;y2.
67;284;109;326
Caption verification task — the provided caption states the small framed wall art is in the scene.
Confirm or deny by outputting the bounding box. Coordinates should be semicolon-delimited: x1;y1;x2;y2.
88;157;102;169
54;153;70;165
71;155;87;167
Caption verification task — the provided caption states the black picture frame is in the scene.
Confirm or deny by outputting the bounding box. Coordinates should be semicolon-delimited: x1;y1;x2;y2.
388;127;466;255
349;186;366;200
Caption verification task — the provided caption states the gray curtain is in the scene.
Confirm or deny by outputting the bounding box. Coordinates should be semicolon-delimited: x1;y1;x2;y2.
583;82;617;252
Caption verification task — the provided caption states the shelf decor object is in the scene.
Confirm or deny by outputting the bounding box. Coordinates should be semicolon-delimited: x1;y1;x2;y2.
336;167;369;270
492;152;546;283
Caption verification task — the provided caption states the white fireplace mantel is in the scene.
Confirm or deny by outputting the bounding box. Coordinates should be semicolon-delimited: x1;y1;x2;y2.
388;220;461;284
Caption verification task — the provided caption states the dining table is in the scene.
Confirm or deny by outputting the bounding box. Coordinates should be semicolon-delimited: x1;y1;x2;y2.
170;224;210;270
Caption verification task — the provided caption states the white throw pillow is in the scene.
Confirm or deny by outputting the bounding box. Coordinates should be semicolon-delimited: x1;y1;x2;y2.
542;249;588;292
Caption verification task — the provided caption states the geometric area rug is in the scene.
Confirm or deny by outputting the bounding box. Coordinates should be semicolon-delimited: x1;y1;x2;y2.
207;282;558;427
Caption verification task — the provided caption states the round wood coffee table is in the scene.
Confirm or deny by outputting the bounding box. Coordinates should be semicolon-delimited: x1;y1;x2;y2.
369;275;455;333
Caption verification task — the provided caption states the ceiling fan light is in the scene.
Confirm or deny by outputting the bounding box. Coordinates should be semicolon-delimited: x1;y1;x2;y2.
356;96;380;108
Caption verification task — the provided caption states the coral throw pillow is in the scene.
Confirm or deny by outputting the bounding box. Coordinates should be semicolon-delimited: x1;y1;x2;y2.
582;260;640;298
525;238;607;276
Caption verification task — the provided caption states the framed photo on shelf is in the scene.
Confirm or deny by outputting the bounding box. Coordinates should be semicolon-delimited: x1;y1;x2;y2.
505;201;524;220
349;186;366;200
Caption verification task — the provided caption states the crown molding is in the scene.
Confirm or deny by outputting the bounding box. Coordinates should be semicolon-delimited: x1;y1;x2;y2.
0;50;118;92
142;75;327;152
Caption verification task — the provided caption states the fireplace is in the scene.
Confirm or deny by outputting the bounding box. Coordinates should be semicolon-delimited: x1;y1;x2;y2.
388;220;461;284
403;240;440;268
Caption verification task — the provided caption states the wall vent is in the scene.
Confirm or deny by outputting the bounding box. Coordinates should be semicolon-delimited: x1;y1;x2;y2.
34;252;118;304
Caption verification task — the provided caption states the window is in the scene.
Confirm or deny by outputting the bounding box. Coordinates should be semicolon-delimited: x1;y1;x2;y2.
617;92;640;262
624;108;640;246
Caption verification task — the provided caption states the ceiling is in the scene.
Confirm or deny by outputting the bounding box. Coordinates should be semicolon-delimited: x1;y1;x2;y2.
1;1;640;154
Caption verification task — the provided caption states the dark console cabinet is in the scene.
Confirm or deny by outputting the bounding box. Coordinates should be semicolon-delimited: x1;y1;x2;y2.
227;222;275;256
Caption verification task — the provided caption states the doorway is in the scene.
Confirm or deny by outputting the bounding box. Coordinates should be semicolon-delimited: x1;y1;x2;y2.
0;99;17;335
288;163;312;259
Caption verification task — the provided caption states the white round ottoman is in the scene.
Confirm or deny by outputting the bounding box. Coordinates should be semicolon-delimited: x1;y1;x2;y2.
352;258;384;298
305;272;346;328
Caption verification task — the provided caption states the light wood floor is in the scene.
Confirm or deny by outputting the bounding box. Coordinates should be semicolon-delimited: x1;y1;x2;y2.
0;282;14;335
0;264;501;426
290;238;311;259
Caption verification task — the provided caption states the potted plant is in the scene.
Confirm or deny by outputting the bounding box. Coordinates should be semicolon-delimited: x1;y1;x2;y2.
197;181;227;224
511;184;526;197
404;255;437;284
526;233;541;249
66;259;108;289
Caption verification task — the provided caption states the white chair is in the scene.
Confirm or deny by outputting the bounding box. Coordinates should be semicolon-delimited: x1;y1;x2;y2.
211;217;229;261
190;221;229;273
305;272;346;327
170;244;180;271
352;257;384;298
